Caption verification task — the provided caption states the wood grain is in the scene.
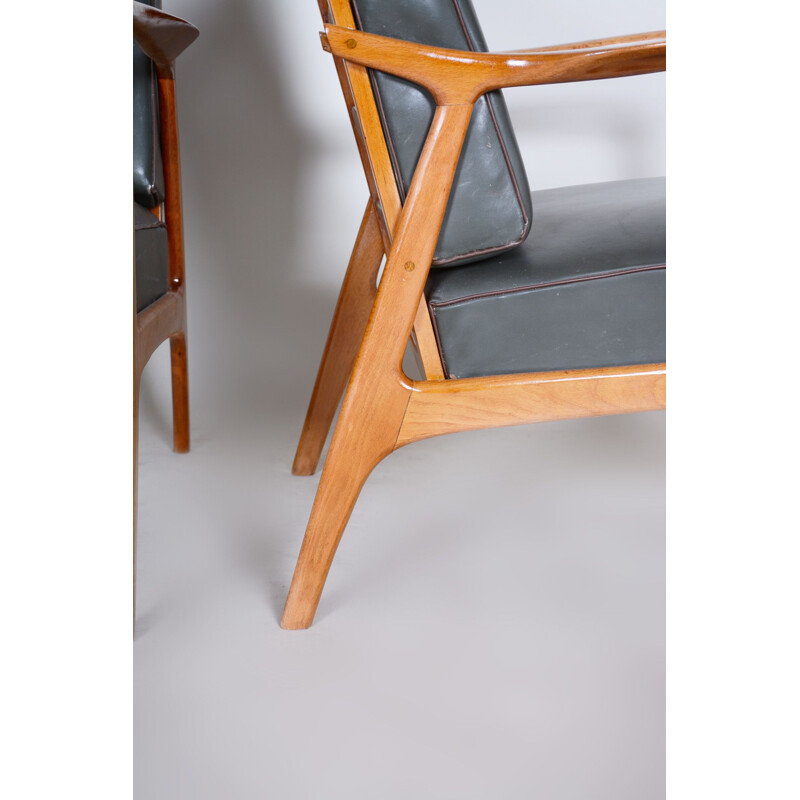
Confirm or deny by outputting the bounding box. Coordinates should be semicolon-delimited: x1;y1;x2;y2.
281;103;475;629
135;292;183;380
280;0;668;628
293;199;385;476
157;72;190;452
326;0;402;250
509;30;666;54
397;364;666;447
412;297;446;381
323;25;665;104
324;0;447;379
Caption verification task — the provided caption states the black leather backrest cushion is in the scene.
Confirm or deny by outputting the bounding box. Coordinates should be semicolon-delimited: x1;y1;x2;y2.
351;0;532;267
133;0;165;208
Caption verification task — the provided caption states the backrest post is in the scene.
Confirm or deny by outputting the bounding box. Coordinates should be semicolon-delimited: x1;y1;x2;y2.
323;0;445;379
155;68;186;296
323;0;402;249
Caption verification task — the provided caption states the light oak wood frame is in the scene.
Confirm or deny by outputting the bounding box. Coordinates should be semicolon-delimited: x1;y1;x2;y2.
283;0;666;629
133;2;198;625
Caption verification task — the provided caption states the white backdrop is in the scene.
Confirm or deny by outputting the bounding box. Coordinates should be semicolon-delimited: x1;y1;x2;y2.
9;3;800;798
133;3;667;797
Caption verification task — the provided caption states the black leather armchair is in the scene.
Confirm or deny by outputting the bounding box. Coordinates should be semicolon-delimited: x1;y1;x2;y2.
133;0;197;451
282;0;665;628
133;0;198;618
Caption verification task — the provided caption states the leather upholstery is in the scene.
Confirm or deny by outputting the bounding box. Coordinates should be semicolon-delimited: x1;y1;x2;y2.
134;202;168;312
133;0;165;208
352;0;532;267
425;178;666;378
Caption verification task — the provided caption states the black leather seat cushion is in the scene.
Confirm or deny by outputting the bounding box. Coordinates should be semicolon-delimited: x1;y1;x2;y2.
425;178;666;378
352;0;532;267
133;0;165;208
135;202;168;312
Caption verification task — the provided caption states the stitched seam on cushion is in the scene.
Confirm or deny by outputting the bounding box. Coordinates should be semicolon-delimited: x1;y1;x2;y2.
135;220;167;231
482;98;530;239
352;0;530;266
428;263;666;309
429;220;529;266
431;0;530;266
135;210;167;232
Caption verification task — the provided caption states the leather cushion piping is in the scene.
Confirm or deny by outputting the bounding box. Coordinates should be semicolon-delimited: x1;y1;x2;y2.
428;264;666;378
424;178;666;378
429;264;664;310
351;0;532;267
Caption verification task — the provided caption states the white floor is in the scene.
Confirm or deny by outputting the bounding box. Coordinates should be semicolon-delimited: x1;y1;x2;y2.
134;2;665;795
135;344;664;800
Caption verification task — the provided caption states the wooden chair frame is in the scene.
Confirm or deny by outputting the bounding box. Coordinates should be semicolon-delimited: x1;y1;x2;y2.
282;0;666;629
133;2;198;623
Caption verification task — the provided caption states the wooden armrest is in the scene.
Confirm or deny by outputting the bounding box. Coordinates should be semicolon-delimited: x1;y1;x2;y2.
322;25;665;105
504;30;666;55
133;1;199;68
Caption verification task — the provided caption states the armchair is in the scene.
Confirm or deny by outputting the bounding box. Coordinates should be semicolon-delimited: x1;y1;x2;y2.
282;0;666;628
133;0;198;614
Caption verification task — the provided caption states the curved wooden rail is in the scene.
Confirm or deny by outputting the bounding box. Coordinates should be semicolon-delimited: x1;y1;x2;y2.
322;25;666;105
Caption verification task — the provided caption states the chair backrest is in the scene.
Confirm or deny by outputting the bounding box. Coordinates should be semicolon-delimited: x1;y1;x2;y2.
347;0;533;267
133;0;164;208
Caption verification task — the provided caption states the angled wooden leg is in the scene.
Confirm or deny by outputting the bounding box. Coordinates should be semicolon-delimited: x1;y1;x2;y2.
293;199;384;475
282;364;411;629
282;104;475;628
170;329;190;453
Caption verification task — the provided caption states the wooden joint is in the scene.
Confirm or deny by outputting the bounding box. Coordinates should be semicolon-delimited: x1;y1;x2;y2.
395;364;667;448
324;24;666;104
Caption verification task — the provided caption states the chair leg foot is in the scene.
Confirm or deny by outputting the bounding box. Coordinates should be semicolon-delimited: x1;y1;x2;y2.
281;443;374;629
292;200;384;476
170;332;190;453
282;371;410;629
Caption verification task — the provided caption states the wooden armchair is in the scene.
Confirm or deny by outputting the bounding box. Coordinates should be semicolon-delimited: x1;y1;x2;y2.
282;0;666;629
133;0;197;450
133;1;198;615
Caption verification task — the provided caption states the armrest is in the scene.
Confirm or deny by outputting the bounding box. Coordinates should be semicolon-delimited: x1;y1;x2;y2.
322;25;665;105
503;30;666;55
133;1;199;69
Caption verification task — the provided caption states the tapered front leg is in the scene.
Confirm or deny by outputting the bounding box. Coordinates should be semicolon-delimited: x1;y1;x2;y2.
170;331;190;453
293;200;385;476
282;104;474;628
281;368;410;629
